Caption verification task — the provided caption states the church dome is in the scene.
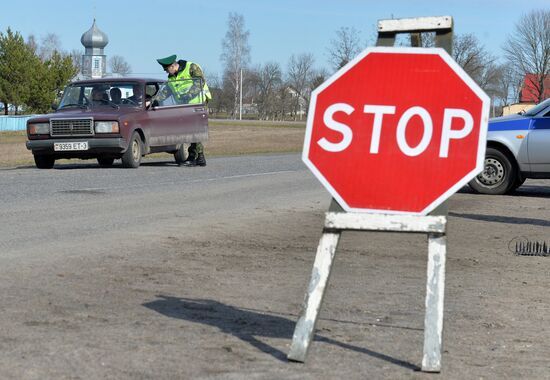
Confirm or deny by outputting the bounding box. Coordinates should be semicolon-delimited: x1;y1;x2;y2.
80;19;109;49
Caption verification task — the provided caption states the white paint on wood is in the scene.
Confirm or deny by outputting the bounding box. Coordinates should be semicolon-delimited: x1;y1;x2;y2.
422;233;447;372
325;212;446;233
289;211;448;373
288;232;341;362
378;16;453;33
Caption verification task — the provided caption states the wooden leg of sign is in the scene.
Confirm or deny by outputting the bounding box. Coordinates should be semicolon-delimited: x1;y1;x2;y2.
422;232;447;372
287;230;341;362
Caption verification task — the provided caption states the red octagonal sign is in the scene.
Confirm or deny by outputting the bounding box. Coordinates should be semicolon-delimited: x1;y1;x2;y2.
304;47;490;215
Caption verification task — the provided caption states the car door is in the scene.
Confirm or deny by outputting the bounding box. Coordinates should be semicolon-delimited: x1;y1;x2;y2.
146;81;208;147
526;107;550;173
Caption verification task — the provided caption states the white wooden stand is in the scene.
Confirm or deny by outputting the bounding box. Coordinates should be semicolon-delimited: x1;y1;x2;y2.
287;204;447;372
288;15;454;372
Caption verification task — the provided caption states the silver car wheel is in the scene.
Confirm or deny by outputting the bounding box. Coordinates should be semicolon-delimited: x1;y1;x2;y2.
477;157;505;187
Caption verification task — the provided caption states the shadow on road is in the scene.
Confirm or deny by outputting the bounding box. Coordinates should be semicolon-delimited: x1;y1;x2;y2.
52;161;179;170
449;212;550;227
457;184;550;198
143;295;420;370
9;159;180;171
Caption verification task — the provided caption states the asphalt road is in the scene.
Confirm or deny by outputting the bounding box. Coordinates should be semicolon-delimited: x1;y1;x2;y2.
0;154;321;259
1;154;550;379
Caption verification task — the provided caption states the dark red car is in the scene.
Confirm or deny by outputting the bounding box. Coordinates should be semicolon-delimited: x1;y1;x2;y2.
26;77;208;168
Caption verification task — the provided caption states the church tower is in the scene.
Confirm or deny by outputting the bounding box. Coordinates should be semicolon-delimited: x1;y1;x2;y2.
80;19;109;79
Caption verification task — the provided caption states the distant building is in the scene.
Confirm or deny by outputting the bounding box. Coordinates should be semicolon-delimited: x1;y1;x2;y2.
79;19;109;79
520;73;550;102
502;74;549;116
502;102;536;116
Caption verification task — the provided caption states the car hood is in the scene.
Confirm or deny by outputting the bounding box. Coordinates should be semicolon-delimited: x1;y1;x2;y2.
488;113;531;132
28;107;141;122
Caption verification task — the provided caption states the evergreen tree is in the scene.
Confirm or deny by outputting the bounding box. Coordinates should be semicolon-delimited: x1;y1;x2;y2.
0;28;79;114
0;28;35;114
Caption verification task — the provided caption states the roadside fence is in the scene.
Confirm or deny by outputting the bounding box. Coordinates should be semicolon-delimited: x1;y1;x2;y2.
0;115;36;132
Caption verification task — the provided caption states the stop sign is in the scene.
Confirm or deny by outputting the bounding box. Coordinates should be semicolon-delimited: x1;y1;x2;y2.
304;47;490;215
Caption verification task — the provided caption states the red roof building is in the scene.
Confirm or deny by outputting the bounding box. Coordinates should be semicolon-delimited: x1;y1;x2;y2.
520;74;550;102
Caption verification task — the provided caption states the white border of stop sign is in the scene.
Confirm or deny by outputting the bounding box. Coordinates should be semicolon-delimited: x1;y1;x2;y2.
303;47;490;215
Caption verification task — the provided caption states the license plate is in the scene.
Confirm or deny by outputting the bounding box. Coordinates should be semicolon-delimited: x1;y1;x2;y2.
54;142;89;151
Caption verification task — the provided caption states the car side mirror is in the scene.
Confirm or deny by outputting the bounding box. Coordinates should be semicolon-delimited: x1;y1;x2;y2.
51;103;58;111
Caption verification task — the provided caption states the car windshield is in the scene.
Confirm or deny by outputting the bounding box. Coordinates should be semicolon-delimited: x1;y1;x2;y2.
58;82;146;109
524;97;550;117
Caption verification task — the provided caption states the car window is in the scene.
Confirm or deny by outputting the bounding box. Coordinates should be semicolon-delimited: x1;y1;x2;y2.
146;84;159;97
61;86;82;105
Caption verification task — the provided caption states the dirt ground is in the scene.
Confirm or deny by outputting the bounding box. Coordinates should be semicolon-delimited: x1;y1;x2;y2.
120;182;550;379
3;167;550;379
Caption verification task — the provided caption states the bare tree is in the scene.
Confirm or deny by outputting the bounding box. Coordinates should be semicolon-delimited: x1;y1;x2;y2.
327;27;362;70
416;32;435;47
109;55;132;75
310;67;330;91
204;73;229;115
69;49;82;72
503;9;550;103
26;34;38;54
251;62;283;119
492;63;522;106
220;13;251;118
450;34;503;97
453;34;490;82
39;33;61;61
276;82;293;121
287;53;315;120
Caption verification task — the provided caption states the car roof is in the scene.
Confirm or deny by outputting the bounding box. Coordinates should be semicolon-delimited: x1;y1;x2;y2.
69;77;164;85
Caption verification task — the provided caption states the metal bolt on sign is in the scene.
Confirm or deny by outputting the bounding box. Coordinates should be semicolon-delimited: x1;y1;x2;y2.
287;16;485;373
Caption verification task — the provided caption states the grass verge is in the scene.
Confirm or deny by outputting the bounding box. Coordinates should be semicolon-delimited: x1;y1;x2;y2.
0;121;305;168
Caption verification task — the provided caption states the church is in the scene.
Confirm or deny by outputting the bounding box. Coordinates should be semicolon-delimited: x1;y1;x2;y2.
77;19;109;79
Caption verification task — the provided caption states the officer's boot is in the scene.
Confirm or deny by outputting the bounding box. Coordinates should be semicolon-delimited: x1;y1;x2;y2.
196;153;206;167
182;152;197;166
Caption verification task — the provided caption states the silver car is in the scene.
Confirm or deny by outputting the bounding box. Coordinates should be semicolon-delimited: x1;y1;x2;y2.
469;97;550;194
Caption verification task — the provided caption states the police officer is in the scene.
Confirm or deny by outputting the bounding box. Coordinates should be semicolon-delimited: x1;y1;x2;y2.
157;54;211;167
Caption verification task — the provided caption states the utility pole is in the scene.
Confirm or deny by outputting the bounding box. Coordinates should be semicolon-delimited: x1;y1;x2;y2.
239;68;243;120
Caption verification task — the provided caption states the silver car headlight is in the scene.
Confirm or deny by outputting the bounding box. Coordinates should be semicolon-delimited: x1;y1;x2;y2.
95;121;119;134
28;122;50;135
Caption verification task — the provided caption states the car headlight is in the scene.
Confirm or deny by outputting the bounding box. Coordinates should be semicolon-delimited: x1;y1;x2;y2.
28;122;50;135
95;121;119;133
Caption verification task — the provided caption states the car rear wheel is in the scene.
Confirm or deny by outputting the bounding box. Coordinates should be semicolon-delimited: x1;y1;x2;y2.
33;154;55;169
468;147;517;195
121;132;142;168
97;157;115;167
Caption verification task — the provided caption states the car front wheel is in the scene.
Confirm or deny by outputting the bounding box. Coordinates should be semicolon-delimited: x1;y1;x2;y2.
174;144;186;165
121;132;142;168
469;147;517;195
34;154;55;169
97;157;115;167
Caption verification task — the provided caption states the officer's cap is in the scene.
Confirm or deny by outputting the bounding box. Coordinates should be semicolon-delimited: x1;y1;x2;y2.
157;54;177;67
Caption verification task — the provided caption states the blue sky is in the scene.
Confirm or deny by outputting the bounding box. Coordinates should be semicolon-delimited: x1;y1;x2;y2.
0;0;548;80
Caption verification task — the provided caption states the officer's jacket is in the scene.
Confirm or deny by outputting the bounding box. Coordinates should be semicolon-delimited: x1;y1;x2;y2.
168;60;212;104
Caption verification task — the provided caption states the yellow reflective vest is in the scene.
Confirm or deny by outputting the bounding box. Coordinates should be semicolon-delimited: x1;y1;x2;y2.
167;61;212;104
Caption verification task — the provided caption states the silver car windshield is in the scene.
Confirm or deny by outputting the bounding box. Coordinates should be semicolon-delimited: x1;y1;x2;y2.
58;82;145;109
524;98;550;117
